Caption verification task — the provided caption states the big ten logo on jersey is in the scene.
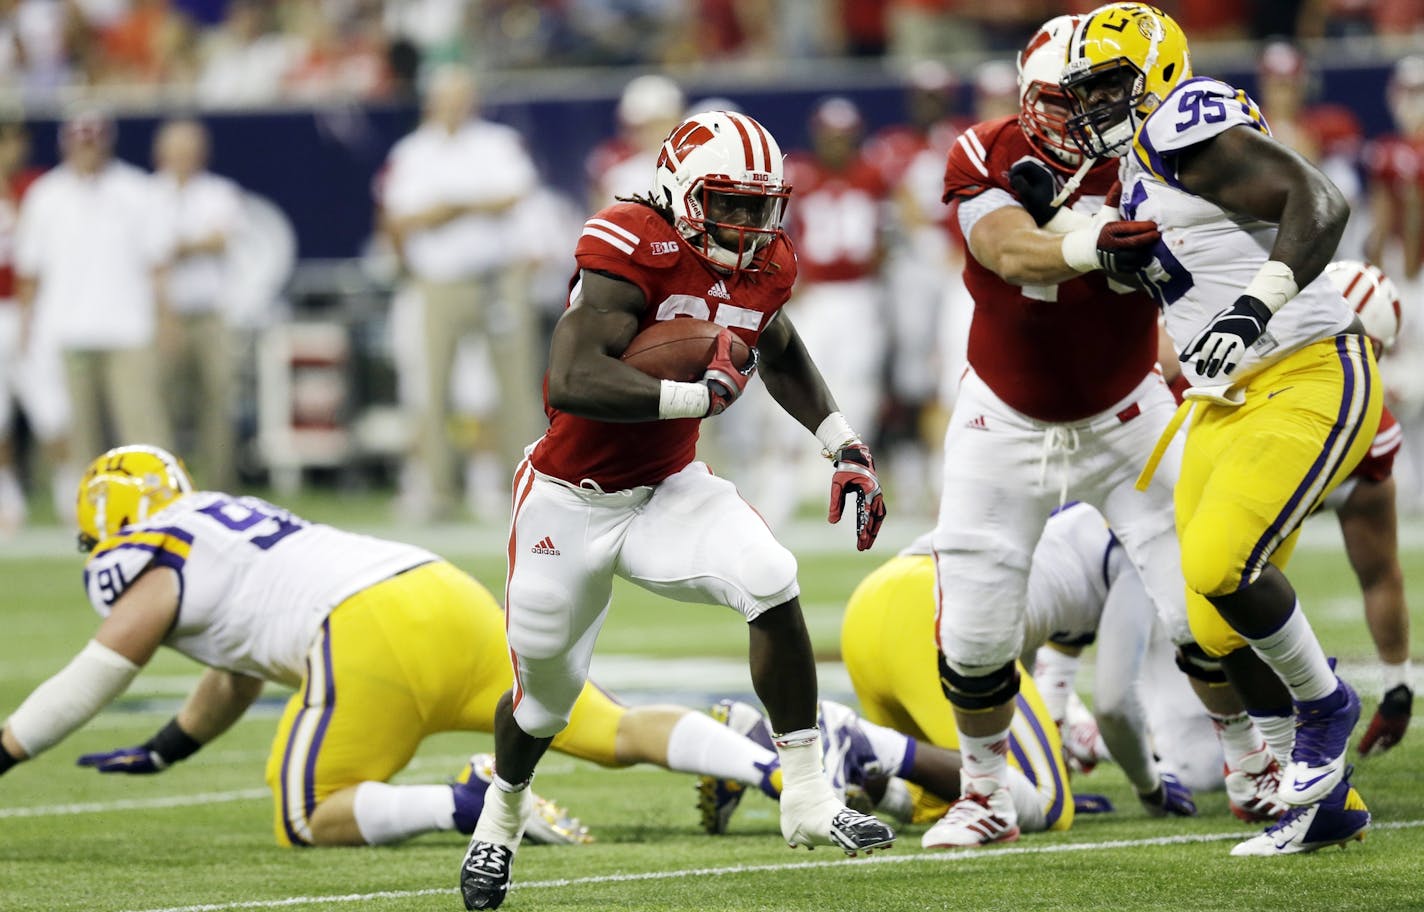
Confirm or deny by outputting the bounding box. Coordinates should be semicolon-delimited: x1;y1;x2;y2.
655;290;765;332
198;496;309;550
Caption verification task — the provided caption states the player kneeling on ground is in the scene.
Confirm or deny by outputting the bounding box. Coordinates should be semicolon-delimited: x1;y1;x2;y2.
0;446;815;851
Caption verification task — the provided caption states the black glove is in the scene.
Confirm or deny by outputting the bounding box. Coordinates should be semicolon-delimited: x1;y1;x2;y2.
1180;294;1273;378
1008;158;1062;228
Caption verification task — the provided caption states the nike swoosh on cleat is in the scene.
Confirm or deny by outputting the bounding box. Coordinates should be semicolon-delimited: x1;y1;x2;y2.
1291;771;1335;792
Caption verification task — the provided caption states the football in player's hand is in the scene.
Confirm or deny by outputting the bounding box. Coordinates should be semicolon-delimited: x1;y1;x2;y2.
620;318;752;382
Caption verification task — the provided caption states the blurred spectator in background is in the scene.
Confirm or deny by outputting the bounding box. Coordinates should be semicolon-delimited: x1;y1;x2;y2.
151;117;245;490
970;57;1019;122
380;64;541;523
281;0;392;102
751;96;889;526
1255;40;1367;259
585;73;684;209
0;114;71;535
194;0;299;107
1366;55;1424;513
14;108;170;483
866;61;968;515
97;0;198;91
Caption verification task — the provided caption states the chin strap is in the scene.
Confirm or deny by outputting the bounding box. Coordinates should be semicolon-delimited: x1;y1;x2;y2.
1049;156;1096;208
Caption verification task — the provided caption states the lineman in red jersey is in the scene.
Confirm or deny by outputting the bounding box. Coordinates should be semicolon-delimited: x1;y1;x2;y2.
922;16;1267;848
459;111;892;911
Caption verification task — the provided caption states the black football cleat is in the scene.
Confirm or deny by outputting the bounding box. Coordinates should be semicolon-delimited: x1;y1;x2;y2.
460;839;515;910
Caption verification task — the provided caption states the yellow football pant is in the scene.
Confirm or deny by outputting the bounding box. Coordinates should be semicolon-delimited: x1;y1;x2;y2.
1178;335;1381;657
264;560;626;846
841;554;1073;829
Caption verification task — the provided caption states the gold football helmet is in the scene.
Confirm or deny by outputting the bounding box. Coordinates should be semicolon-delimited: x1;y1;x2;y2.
76;445;194;552
1060;3;1192;157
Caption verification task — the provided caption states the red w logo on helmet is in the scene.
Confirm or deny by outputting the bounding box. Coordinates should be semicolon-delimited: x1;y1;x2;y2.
658;122;716;170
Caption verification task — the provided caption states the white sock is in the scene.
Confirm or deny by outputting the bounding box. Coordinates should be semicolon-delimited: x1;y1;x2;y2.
1250;710;1296;767
1004;765;1046;833
471;776;532;849
773;728;835;803
1209;711;1267;770
855;716;913;776
1032;646;1080;724
351;782;456;845
1382;660;1413;693
665;710;778;784
958;727;1012;791
1244;603;1337;703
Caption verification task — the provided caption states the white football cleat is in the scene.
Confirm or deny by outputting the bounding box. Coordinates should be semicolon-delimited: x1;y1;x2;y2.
1225;746;1289;823
921;778;1021;848
1062;691;1112;774
1230;777;1369;857
780;784;894;855
1279;679;1360;806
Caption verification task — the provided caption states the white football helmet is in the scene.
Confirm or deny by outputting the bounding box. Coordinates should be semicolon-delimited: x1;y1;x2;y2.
1326;260;1403;351
654;110;791;272
1018;15;1083;173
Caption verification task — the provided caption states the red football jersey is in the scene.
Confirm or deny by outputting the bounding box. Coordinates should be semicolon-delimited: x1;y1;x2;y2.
784;153;888;284
530;202;797;491
943;115;1159;422
1352;404;1400;484
1364;133;1424;265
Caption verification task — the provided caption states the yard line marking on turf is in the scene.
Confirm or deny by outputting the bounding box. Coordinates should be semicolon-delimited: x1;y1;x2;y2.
0;788;268;819
120;819;1424;912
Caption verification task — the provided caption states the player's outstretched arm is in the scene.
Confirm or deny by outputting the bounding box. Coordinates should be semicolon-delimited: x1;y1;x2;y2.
754;311;837;433
78;668;266;775
0;568;178;776
966;192;1159;287
1177;126;1348;292
546;269;668;421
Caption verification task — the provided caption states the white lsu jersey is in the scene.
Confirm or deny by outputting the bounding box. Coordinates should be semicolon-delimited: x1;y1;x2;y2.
905;500;1113;650
82;492;436;688
1122;77;1353;387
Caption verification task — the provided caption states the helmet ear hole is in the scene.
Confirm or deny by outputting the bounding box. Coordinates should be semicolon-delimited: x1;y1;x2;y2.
1163;62;1176;82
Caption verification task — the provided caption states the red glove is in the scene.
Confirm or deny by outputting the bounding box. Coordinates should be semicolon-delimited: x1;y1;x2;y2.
1358;684;1412;756
1094;220;1160;273
703;329;758;416
828;442;886;551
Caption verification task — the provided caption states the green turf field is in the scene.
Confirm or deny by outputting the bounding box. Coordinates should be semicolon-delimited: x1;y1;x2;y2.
2;496;1421;912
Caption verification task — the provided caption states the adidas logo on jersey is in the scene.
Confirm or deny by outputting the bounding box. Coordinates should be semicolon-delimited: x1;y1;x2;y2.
966;414;989;431
707;280;730;300
531;536;560;556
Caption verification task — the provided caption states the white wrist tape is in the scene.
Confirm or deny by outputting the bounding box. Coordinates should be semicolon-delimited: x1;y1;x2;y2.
1042;206;1093;235
1243;260;1298;315
658;379;710;419
6;640;140;756
815;411;860;458
1061;226;1101;274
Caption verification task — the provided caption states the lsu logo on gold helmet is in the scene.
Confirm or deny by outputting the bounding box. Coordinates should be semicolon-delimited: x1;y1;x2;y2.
1060;3;1192;157
77;445;193;552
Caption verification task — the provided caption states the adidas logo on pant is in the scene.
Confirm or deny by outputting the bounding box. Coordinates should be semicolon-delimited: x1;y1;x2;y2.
531;536;560;555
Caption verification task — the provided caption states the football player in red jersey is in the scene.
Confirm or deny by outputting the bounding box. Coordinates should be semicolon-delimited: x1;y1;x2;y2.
458;110;892;911
922;15;1273;848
